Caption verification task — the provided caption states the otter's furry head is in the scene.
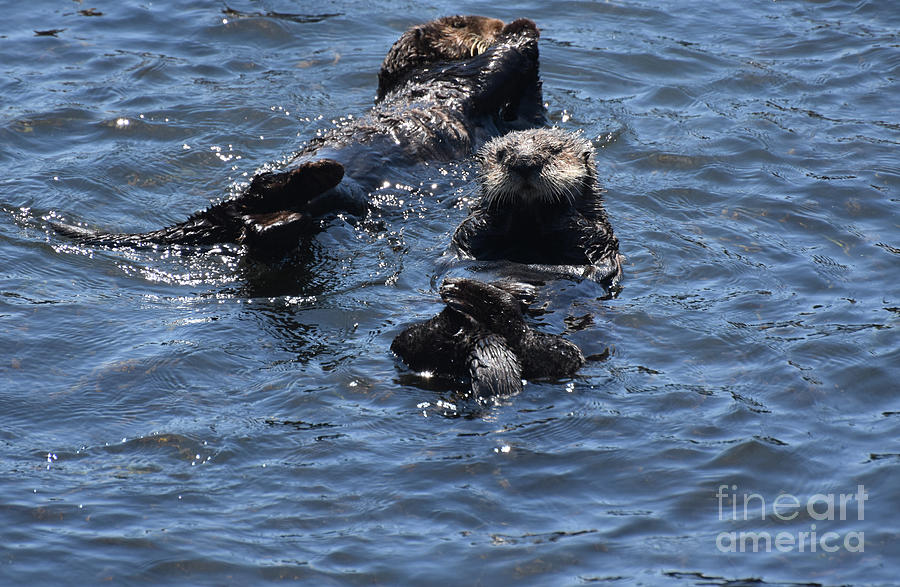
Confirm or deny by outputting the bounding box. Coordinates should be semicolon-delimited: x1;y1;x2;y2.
377;15;505;101
477;128;597;210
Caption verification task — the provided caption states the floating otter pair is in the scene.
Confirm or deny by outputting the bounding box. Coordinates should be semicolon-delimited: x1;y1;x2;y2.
45;14;620;400
391;128;622;400
53;16;545;257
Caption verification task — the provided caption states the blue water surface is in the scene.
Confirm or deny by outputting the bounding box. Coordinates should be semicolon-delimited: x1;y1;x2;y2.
1;0;898;584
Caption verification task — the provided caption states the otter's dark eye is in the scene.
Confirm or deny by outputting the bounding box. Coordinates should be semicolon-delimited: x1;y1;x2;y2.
495;147;509;161
451;19;467;29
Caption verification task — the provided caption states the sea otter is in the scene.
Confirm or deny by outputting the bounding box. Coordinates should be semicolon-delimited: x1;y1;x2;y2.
391;277;584;400
54;17;545;258
449;128;623;286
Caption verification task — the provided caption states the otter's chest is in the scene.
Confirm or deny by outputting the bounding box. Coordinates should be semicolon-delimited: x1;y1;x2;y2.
492;213;575;264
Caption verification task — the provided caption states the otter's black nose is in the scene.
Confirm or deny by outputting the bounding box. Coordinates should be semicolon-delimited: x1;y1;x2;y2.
507;157;543;178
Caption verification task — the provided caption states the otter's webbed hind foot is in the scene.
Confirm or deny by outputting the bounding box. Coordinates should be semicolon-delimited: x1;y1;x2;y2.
231;159;346;258
467;334;524;399
52;159;347;258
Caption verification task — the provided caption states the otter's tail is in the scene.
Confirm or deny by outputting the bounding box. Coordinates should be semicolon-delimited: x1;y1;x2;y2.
52;159;346;257
51;207;242;248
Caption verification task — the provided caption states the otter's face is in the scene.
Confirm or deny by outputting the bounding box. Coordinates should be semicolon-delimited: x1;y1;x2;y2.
478;128;596;209
427;15;505;60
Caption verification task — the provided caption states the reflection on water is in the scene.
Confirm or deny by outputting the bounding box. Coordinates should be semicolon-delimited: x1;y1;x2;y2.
1;0;898;584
